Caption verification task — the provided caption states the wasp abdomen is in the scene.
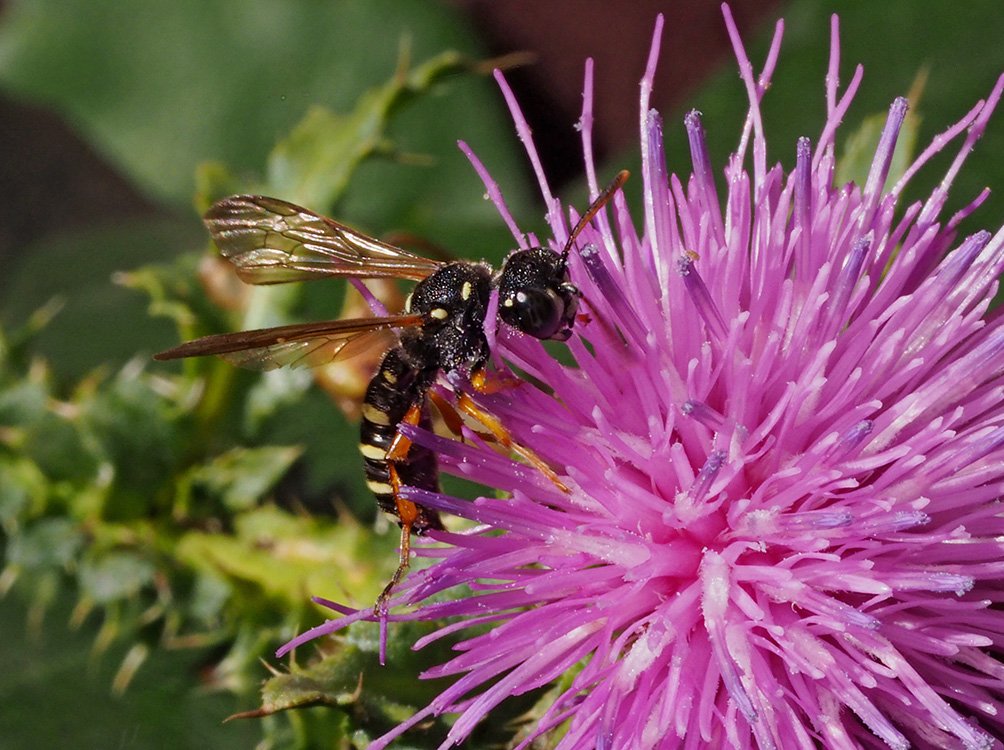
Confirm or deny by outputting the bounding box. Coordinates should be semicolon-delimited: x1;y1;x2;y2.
359;345;443;533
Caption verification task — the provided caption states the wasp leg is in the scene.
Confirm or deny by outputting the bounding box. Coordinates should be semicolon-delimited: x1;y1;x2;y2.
375;404;425;616
454;390;570;494
431;387;511;447
374;468;416;615
429;389;466;436
434;377;569;493
470;367;523;395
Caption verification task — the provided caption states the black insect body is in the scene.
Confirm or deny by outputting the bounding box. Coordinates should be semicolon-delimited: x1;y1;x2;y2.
154;170;628;605
359;261;493;534
359;347;443;530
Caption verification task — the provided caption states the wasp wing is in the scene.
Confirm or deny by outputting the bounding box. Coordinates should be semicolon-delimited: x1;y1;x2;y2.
205;195;443;284
153;315;422;371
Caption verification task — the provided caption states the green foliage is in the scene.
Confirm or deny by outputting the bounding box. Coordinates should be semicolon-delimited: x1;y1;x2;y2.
0;0;510;210
245;617;553;749
245;621;457;744
0;10;526;741
0;312;303;652
0;593;260;749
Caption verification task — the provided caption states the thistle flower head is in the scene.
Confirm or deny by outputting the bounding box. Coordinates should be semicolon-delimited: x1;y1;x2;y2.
282;9;1004;749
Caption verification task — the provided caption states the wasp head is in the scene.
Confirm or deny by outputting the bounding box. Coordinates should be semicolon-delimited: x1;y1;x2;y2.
496;248;580;341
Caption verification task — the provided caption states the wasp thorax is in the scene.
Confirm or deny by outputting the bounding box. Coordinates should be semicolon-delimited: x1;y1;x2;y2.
408;262;491;323
405;262;493;371
497;248;580;341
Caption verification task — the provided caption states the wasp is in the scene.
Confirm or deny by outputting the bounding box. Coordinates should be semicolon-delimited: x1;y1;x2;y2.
155;170;627;607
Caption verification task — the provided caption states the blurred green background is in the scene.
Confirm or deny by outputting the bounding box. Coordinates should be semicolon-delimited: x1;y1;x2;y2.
1;1;1002;748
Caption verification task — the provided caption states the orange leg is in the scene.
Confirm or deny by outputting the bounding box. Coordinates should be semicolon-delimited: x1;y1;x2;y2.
429;389;466;438
375;404;425;615
386;403;423;462
470;367;523;395
430;369;523;436
454;391;570;494
374;468;418;616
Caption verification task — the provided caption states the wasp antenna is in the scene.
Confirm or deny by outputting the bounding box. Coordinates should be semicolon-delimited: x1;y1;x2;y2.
561;169;629;262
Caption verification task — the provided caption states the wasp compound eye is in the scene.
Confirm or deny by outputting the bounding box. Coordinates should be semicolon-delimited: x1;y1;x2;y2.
501;288;567;339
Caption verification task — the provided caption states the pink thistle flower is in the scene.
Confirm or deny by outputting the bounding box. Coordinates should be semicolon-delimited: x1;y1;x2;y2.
281;8;1004;749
